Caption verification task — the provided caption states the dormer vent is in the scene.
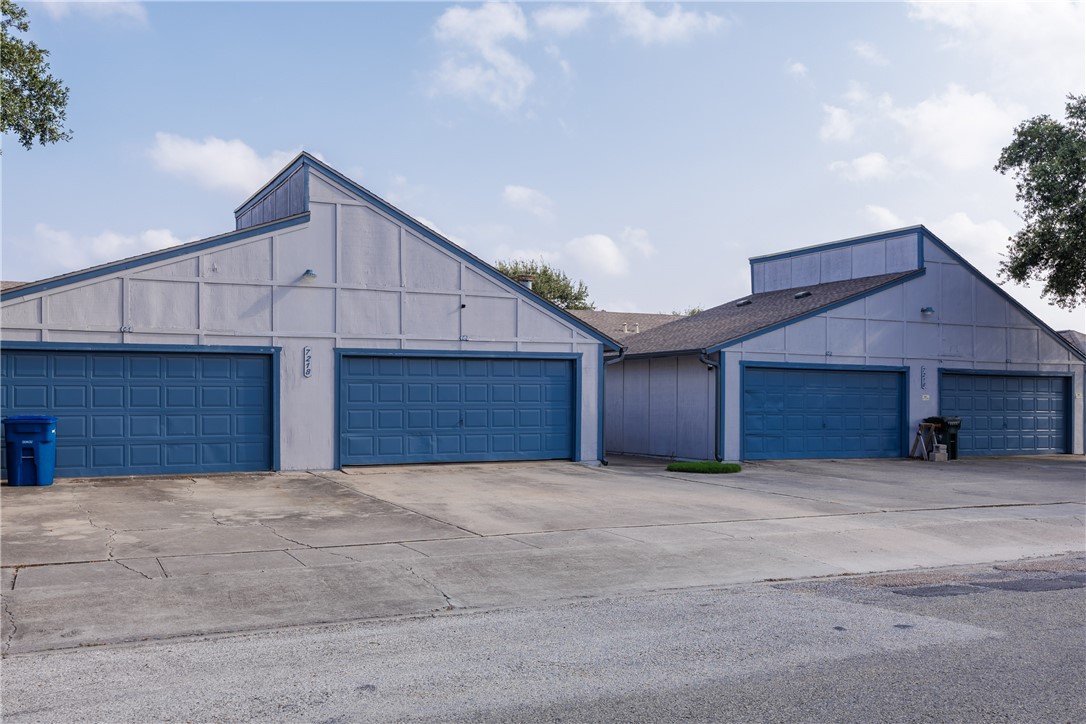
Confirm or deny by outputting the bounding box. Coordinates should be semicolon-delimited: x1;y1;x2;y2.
793;290;812;299
735;298;752;307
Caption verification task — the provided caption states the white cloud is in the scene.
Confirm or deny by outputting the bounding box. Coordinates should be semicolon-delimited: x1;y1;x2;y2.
885;85;1022;172
843;81;869;105
25;224;182;279
620;227;655;257
563;228;655;276
533;5;591;35
819;105;855;142
863;205;905;229
432;2;534;111
786;61;808;78
39;1;146;23
149;134;301;195
545;44;572;77
850;40;887;65
930;211;1013;274
608;2;725;45
829;152;900;181
502;184;555;220
565;234;629;276
907;1;1084;103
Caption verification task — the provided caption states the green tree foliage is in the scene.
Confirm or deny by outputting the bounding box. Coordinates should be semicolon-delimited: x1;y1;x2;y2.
995;94;1085;309
1;0;71;151
495;258;594;310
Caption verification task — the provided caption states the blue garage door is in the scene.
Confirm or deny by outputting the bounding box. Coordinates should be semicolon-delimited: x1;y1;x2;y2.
941;373;1068;455
743;367;904;460
339;355;575;465
1;349;273;478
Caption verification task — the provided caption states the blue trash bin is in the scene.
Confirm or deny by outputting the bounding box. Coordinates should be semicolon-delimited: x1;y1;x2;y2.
2;416;59;486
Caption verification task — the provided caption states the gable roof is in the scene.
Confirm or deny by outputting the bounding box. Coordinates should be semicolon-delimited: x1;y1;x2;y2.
0;152;621;352
568;310;684;340
622;270;922;357
237;153;623;352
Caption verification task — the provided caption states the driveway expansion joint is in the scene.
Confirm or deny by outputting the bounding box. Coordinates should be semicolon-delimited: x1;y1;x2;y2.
310;471;485;538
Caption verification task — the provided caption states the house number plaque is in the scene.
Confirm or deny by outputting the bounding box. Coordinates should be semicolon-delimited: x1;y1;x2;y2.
303;346;313;378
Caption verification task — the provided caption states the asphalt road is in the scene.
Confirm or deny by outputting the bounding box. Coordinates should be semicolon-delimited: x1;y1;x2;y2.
2;557;1083;723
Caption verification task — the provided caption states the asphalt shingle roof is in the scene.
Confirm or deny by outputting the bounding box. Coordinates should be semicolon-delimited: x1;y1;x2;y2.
1059;330;1086;356
622;270;920;356
568;310;685;340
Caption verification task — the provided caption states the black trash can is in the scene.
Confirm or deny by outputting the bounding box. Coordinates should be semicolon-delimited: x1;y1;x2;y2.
942;416;962;460
2;416;59;486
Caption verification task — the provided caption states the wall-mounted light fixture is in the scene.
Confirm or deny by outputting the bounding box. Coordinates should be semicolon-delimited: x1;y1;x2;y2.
302;269;317;281
920;306;935;317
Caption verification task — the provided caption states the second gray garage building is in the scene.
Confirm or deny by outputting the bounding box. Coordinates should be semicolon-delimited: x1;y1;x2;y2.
603;227;1085;461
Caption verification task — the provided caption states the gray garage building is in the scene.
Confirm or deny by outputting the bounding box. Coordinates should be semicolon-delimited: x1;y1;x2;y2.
1;153;619;478
604;227;1086;460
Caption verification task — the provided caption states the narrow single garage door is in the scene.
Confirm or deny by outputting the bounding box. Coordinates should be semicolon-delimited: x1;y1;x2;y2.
941;373;1068;455
743;366;905;460
1;349;274;478
339;355;575;465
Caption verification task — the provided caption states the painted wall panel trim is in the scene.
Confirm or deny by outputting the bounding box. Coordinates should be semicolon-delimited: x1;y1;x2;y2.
749;227;924;263
291;154;620;352
1;214;310;303
919;230;1086;364
711;269;926;353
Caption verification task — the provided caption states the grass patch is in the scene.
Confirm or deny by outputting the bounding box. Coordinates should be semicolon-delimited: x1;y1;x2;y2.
666;461;742;474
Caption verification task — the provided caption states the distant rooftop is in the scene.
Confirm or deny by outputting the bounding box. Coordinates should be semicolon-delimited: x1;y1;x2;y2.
567;310;685;340
1;281;26;291
1059;330;1086;355
621;270;920;357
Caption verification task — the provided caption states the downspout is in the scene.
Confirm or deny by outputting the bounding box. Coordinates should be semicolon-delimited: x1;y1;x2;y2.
698;351;723;462
599;346;628;466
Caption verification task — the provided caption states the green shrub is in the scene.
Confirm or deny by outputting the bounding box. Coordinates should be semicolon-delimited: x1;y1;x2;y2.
665;461;742;474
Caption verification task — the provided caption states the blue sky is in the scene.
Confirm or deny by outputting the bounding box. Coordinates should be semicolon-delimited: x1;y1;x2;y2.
3;1;1084;331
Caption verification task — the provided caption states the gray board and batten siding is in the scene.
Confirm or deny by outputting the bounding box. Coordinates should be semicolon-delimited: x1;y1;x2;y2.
604;226;1085;461
1;153;619;478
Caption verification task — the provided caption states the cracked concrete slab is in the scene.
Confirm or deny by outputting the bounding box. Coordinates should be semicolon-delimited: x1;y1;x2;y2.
1;561;447;654
507;529;641;551
401;536;536;558
1;456;1082;655
12;561;159;589
158;551;306;577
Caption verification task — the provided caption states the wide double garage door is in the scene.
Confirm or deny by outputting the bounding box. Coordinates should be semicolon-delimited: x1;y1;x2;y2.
941;373;1069;455
743;366;905;460
339;355;575;465
0;348;274;478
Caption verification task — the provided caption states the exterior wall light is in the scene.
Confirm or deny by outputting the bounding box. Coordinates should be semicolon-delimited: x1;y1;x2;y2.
920;306;935;316
302;269;317;281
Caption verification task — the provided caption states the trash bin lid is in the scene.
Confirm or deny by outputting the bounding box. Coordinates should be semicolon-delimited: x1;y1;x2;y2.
2;415;58;423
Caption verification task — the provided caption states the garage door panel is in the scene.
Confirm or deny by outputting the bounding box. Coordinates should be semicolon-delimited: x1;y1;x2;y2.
1;350;273;478
941;373;1067;455
340;355;575;465
744;367;904;460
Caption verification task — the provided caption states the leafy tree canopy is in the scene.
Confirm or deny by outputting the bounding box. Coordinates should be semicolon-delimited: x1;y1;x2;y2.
495;258;595;310
2;0;71;151
994;94;1085;310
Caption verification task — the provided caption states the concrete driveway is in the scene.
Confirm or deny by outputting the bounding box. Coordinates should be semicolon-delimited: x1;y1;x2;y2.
2;456;1083;655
